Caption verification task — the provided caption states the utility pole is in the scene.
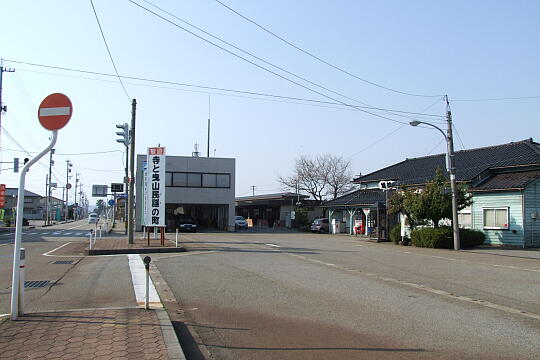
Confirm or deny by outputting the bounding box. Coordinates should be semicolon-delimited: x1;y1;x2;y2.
250;185;256;197
74;173;79;220
0;60;15;149
445;95;460;250
127;99;136;244
45;174;48;225
65;160;72;221
207;93;211;157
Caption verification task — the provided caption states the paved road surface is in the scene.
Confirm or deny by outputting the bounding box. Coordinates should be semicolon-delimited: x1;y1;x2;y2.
153;232;540;360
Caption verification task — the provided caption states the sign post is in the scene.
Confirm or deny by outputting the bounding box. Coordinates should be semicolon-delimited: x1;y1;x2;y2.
11;93;72;320
145;147;166;240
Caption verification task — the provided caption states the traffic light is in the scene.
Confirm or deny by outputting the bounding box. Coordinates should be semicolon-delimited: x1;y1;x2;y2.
13;158;19;173
116;123;129;147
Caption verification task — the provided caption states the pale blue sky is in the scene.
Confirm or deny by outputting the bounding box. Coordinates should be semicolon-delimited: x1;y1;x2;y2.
0;0;538;201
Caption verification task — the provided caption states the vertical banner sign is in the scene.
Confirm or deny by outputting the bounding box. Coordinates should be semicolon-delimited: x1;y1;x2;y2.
141;161;148;226
0;184;6;208
146;147;166;227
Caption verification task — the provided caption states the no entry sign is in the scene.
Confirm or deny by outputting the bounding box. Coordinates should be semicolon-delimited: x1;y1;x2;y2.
38;93;73;131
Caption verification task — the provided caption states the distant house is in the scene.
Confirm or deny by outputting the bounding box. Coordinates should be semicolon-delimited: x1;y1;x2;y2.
3;188;43;220
326;139;540;247
39;196;65;221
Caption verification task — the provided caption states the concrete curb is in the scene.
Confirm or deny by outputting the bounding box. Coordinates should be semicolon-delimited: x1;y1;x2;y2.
85;247;187;256
156;308;186;360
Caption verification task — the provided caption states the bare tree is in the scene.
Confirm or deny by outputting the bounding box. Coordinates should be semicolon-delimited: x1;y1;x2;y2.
278;154;356;203
325;155;356;199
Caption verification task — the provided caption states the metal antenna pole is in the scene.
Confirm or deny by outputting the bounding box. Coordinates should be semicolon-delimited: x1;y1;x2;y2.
128;99;136;244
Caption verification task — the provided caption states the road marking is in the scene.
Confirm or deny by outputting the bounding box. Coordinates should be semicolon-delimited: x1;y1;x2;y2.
52;232;62;235
265;243;280;248
64;232;72;235
67;223;86;230
43;242;72;256
287;252;540;322
127;254;162;308
75;232;84;236
42;232;50;235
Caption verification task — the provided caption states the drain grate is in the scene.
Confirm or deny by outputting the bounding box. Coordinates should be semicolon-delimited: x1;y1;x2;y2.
52;260;74;265
24;280;51;289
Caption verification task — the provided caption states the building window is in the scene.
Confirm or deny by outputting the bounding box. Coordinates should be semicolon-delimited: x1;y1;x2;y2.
166;172;230;188
187;173;202;187
483;208;509;230
24;198;33;204
217;174;230;188
172;173;187;187
202;174;217;188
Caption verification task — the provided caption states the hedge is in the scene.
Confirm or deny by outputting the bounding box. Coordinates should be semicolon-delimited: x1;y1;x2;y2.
390;224;409;244
411;226;485;248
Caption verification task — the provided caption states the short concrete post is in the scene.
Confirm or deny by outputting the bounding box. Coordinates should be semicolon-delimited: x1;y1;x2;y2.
175;229;179;248
143;256;151;310
89;230;94;250
99;225;102;239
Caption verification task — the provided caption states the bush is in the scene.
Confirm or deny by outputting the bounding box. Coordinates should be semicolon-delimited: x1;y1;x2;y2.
390;224;403;244
411;226;485;248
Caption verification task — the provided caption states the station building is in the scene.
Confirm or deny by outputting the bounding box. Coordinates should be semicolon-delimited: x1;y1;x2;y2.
135;154;236;232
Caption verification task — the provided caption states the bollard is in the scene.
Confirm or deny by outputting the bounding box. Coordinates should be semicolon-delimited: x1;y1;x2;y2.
89;230;94;250
19;248;25;316
153;227;157;239
99;225;102;239
143;256;151;310
175;229;178;248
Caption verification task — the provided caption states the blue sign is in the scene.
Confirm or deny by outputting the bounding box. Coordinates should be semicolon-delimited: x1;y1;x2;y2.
117;194;128;199
108;199;115;206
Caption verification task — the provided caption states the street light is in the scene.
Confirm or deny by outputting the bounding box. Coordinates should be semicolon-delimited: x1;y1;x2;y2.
409;114;461;250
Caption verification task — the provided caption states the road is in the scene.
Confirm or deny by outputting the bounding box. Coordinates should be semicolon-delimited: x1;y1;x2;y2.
0;220;136;314
152;232;540;360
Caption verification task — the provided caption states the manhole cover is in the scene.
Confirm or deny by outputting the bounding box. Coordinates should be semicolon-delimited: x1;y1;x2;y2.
24;280;51;289
52;260;74;265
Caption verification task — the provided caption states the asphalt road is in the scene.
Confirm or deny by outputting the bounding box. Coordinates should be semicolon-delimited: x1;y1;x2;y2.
0;220;137;314
153;232;540;360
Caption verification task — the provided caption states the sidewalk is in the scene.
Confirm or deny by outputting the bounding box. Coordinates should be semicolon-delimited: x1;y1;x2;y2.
0;308;181;360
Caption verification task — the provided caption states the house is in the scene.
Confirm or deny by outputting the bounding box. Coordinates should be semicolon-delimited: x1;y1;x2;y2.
135;153;236;232
235;192;323;228
329;139;540;247
39;196;65;221
3;188;43;220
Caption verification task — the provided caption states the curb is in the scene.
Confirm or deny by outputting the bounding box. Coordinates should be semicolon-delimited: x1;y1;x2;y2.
85;247;187;256
155;309;186;360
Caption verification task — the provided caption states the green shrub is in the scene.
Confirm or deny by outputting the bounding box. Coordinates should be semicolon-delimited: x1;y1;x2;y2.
411;226;486;248
390;224;402;244
460;228;485;248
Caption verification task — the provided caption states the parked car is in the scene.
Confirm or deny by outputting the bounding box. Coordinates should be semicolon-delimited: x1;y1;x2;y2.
311;218;329;233
177;215;197;232
235;216;248;230
88;213;99;224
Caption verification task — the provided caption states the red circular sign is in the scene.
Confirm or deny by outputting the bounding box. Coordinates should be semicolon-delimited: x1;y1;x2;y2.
38;93;73;131
66;183;72;190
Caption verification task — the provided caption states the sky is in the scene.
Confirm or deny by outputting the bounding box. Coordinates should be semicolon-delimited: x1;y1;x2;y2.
0;0;539;204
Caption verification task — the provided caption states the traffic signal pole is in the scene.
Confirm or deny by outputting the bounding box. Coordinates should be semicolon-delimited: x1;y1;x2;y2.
127;99;136;244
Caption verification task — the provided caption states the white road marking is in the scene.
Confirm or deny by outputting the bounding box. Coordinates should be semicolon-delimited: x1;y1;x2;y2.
42;232;50;235
67;224;86;230
43;242;72;256
64;232;72;236
127;254;162;308
265;243;280;248
76;232;84;236
27;232;38;235
52;232;62;235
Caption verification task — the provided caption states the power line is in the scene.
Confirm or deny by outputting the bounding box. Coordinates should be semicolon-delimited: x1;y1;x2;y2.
0;147;122;156
126;0;413;125
138;0;432;123
452;95;540;102
89;0;131;101
212;0;443;98
5;59;445;119
452;124;466;150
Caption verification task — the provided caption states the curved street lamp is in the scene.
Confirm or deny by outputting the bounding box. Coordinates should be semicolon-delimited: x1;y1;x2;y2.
409;118;461;250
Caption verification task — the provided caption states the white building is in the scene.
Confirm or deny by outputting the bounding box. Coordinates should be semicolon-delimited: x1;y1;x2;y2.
135;154;236;232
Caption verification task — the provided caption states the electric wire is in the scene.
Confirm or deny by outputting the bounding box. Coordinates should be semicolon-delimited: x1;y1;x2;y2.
138;0;431;122
452;95;540;102
5;59;445;119
452;124;466;150
212;0;443;98
126;0;412;125
89;0;131;101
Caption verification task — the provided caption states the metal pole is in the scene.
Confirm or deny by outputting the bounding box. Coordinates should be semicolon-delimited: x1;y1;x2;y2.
19;248;25;315
45;174;49;225
176;229;178;248
127;99;136;244
124;148;128;235
11;131;57;320
446;95;461;250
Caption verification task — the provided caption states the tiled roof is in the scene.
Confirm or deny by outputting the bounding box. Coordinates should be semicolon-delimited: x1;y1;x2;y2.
471;170;540;192
323;188;386;207
5;188;42;198
354;139;540;186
